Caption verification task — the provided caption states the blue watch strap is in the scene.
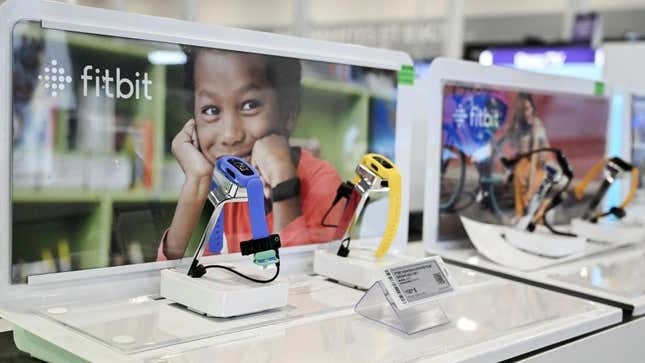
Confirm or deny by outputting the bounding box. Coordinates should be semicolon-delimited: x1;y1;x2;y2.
208;212;224;253
247;178;269;239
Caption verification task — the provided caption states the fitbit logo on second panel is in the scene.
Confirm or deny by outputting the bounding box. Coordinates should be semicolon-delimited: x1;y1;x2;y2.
38;59;153;100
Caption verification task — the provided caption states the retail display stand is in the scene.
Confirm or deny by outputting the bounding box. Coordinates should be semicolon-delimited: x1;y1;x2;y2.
314;154;410;289
160;268;288;318
314;248;413;290
503;226;588;258
160;157;288;317
570;218;645;244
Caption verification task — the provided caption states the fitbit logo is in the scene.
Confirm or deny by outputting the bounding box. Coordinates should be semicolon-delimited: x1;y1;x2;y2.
38;59;153;100
38;59;73;97
81;65;152;100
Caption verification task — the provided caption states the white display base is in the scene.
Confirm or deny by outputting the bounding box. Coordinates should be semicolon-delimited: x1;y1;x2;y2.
160;268;288;318
504;227;587;258
313;249;414;290
571;218;645;244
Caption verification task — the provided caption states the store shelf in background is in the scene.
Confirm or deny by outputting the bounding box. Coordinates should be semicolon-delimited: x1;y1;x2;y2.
161;159;185;191
16;23;156;58
11;191;184;281
301;78;366;97
111;201;176;264
12;201;108;281
12;190;180;203
295;81;369;181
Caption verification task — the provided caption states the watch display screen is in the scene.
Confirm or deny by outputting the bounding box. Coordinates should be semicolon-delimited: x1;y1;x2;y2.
227;159;255;176
9;20;400;283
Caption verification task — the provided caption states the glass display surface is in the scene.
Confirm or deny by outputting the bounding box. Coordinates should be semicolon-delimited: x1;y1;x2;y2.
35;276;363;353
146;272;611;362
549;252;645;298
438;82;609;241
10;21;398;283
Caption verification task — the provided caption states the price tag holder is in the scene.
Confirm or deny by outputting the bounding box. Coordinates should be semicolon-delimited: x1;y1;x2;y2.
381;256;455;310
354;256;454;334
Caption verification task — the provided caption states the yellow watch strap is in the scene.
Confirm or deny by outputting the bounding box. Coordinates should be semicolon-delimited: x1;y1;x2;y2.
375;169;401;257
621;167;639;210
575;158;606;200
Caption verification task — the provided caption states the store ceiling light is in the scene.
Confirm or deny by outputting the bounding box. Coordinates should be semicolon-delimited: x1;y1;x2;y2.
479;50;493;66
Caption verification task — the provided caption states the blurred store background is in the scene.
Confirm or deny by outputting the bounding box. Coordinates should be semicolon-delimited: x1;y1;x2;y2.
7;0;645;71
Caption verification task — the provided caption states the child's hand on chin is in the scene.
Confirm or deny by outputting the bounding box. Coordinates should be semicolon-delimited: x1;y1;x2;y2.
251;134;297;199
171;119;213;181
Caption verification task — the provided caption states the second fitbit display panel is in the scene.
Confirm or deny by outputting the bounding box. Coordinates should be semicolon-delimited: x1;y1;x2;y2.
10;20;401;282
438;82;609;242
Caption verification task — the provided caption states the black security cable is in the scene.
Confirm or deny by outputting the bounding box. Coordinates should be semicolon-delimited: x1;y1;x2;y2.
189;261;280;283
321;182;355;228
337;237;352;257
188;235;281;283
201;262;280;283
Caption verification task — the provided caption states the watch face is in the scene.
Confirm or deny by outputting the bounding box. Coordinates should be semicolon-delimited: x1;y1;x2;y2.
227;158;255;176
373;155;393;169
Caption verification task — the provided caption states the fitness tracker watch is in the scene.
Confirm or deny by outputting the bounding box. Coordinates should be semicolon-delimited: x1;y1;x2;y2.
362;154;402;257
515;163;562;231
324;153;401;258
217;156;270;239
501;148;575;236
574;157;639;222
188;156;281;279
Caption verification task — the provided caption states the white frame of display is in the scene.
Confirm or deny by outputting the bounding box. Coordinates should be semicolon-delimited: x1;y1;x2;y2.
422;58;610;250
0;0;414;301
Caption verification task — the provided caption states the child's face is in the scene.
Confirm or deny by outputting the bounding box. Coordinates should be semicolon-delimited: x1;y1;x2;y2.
193;50;284;163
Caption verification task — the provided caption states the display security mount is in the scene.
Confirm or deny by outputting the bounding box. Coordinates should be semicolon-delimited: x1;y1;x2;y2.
571;157;645;244
501;148;587;258
314;154;409;289
160;156;288;317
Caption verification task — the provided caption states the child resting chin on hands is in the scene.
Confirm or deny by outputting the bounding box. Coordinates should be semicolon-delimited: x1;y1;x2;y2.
158;47;342;260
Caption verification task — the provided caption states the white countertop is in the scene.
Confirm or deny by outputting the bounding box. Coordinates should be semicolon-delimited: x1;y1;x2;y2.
0;249;622;363
427;240;645;317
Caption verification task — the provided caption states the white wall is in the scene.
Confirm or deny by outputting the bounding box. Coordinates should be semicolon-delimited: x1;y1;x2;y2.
8;0;645;58
198;0;295;28
604;42;645;91
309;0;447;23
63;0;645;30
